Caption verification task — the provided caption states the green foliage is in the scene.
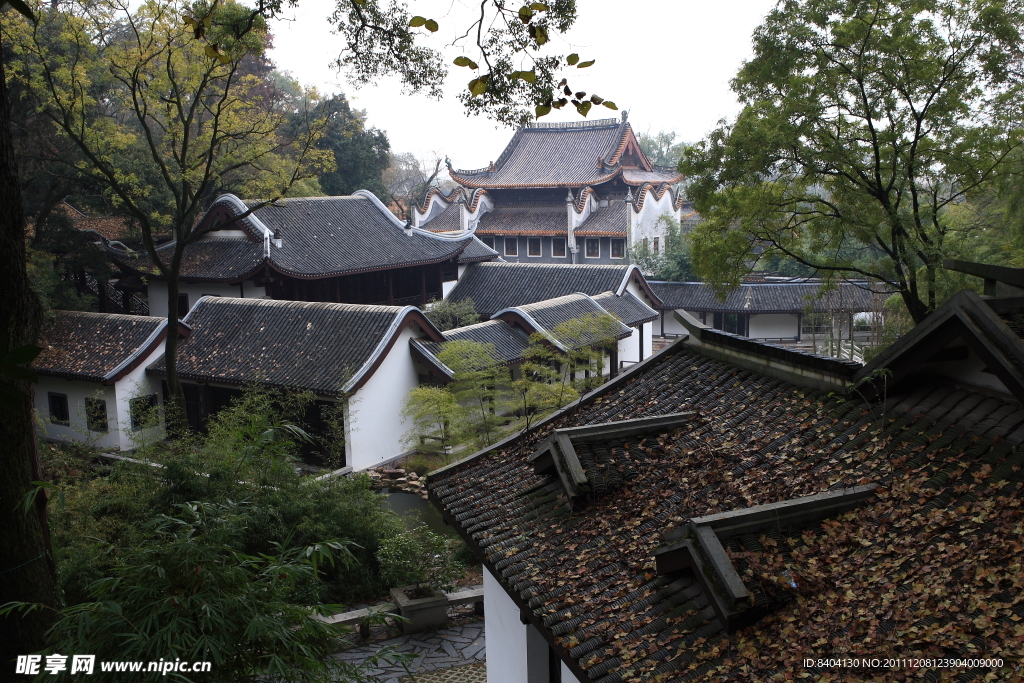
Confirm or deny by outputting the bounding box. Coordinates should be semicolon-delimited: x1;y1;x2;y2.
637;130;688;168
401;385;462;454
680;0;1024;323
47;388;420;615
315;94;391;198
376;526;463;593
425;297;480;332
437;339;510;447
629;214;698;282
45;501;368;683
328;0;611;125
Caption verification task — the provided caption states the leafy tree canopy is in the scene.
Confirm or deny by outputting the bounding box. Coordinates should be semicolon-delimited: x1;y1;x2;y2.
680;0;1024;322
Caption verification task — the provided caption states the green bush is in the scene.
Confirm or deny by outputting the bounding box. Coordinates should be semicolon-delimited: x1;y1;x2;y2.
376;526;463;593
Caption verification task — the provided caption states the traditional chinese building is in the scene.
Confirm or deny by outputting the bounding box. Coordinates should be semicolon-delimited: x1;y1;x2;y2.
106;192;497;318
413;114;685;265
428;261;1024;683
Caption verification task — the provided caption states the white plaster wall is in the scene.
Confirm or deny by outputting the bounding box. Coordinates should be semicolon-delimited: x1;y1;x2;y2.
629;193;678;247
344;324;421;470
485;567;530;683
442;280;458;298
660;310;690;336
35;378;120;450
148;281;265;319
920;346;1013;396
35;341;167;451
618;329;641;366
113;347;166;450
641;320;653;359
562;661;584;682
748;313;799;340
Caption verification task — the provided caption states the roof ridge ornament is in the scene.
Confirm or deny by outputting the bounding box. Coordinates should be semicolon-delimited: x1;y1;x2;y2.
625;188;634;204
566;189;574;204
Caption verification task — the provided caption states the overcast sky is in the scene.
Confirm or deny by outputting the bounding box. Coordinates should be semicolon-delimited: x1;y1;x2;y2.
268;0;776;167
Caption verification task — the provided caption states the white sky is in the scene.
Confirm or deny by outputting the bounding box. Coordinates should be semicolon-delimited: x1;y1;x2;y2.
268;0;776;166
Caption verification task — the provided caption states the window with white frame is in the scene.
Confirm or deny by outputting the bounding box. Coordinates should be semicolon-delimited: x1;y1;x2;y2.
552;238;566;258
130;394;159;431
48;393;69;426
504;238;518;256
85;397;108;432
611;239;625;259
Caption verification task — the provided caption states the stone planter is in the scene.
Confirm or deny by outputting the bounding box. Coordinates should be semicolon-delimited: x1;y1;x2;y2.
389;585;448;633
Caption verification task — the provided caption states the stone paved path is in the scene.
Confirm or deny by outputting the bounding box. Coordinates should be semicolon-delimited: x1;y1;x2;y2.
400;661;486;682
331;622;485;683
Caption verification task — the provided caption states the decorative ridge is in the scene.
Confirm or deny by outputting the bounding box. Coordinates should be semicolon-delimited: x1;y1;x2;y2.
416;186;465;214
631;183;673;212
605;121;633;165
465;188;490;213
525;118;621;129
572;187;596;213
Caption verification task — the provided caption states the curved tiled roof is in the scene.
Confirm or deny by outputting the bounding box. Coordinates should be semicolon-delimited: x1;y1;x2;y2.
448;262;637;318
457;236;500;264
574;202;628;237
111;238;265;283
650;280;876;313
111;193;473;282
415;319;533;369
422;202;462;233
450;120;679;192
591;291;658;327
428;338;1024;683
33;311;166;383
475;206;567;236
146;297;441;397
500;293;633;348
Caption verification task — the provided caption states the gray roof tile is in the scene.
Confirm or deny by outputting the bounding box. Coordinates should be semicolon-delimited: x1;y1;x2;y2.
112;194;474;282
146;297;424;397
451;119;681;189
651;281;876;313
449;262;634;318
33;311;165;383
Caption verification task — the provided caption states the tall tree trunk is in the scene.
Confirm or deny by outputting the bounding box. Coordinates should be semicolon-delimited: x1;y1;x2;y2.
0;34;58;675
163;271;187;435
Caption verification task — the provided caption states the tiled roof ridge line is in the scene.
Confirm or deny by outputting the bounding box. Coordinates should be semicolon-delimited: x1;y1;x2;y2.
605;120;632;166
213;193;274;240
526;117;621;130
853;289;1024;404
571;186;596;213
631;182;674;212
425;336;690;481
654;484;880;632
342;306;425;394
491;302;574;351
101;319;170;383
415;186;464;214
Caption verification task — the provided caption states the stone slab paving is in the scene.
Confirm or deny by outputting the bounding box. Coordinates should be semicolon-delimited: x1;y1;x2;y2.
330;622;485;683
399;661;486;682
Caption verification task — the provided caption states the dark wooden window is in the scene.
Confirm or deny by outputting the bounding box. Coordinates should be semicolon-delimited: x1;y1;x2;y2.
611;239;625;259
85;397;108;432
177;293;190;318
552;238;566;258
504;238;518;256
130;394;159;430
527;237;541;257
653;237;660;254
440;261;458;282
585;238;600;258
48;393;69;425
481;236;495;249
